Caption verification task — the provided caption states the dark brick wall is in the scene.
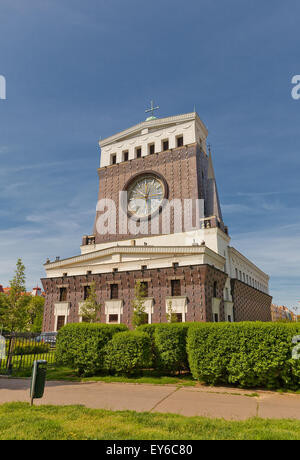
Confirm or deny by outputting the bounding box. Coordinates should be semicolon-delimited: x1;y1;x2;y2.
92;143;208;244
41;263;228;331
231;279;272;322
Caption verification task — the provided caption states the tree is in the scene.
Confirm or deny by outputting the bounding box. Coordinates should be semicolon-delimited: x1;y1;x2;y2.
166;300;179;323
27;296;45;332
132;281;148;328
79;283;101;323
0;259;30;332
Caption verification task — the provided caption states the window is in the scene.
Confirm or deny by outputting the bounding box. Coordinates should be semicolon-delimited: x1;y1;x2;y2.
110;284;119;300
123;151;129;162
141;265;147;271
175;313;183;323
141;313;149;325
171;279;181;296
136;147;142;158
176;136;184;147
56;315;65;330
235;268;238;278
111;154;117;165
148;143;155;155
173;262;179;269
83;285;90;300
59;287;67;302
214;313;219;323
162;139;169;151
213;282;217;298
140;281;148;297
227;315;232;322
108;314;118;323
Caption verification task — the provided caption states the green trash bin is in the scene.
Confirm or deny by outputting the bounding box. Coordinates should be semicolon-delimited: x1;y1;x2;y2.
30;360;47;405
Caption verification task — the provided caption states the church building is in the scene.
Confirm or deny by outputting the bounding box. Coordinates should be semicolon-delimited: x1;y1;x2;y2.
41;110;272;331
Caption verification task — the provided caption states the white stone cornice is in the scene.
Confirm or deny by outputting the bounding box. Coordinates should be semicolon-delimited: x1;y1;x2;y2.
228;246;269;280
44;245;225;270
99;112;208;147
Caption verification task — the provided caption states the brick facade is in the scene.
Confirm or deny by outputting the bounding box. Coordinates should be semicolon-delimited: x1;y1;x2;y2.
92;143;208;244
230;279;272;322
41;263;230;331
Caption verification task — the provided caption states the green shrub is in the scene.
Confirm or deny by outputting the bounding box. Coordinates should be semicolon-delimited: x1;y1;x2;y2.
14;343;50;355
55;323;127;376
187;322;300;390
154;323;190;372
136;324;157;367
104;331;151;375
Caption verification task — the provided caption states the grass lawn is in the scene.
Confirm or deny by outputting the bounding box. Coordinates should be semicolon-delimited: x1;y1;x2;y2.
0;402;299;440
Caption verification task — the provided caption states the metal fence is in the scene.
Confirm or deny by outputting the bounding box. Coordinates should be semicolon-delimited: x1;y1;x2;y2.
0;332;57;375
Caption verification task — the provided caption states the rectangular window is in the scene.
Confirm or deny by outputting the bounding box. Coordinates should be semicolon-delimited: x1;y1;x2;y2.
176;136;184;147
111;154;117;165
140;281;149;297
56;315;65;330
176;313;183;323
83;285;90;300
136;147;142;158
227;315;232;322
141;313;149;325
110;284;119;300
109;314;118;323
162;140;169;151
59;287;67;302
123;151;129;162
171;279;181;296
148;143;155;155
214;313;219;323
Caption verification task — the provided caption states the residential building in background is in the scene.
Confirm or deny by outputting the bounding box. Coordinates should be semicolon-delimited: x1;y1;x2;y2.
271;304;297;322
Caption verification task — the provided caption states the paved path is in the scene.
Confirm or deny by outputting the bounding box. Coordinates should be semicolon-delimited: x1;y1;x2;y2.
0;378;300;420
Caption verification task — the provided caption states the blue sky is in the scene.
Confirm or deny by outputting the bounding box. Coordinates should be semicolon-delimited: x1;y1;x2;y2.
0;0;299;312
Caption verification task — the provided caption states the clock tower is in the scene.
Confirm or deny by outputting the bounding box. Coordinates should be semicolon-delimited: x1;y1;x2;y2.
42;110;272;331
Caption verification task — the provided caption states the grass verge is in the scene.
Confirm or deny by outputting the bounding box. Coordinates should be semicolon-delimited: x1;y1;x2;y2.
0;402;299;440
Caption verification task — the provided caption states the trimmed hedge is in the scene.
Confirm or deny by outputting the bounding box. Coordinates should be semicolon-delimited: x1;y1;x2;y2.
136;324;157;367
104;331;151;375
55;323;127;376
138;323;191;372
187;322;300;390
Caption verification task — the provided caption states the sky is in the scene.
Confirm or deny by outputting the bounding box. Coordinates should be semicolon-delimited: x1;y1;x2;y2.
0;0;299;312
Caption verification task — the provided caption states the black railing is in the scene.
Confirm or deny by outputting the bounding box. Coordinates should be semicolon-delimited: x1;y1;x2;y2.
0;332;57;375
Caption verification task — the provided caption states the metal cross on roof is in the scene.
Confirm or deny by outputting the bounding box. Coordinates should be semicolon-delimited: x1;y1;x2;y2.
145;99;159;119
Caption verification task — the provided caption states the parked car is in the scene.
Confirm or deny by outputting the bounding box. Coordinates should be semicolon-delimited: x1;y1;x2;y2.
35;332;57;347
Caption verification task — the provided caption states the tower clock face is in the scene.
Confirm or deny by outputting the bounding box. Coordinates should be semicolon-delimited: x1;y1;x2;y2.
127;174;165;218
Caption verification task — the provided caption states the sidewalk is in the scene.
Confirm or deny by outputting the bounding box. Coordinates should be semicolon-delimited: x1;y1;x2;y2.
0;378;299;420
